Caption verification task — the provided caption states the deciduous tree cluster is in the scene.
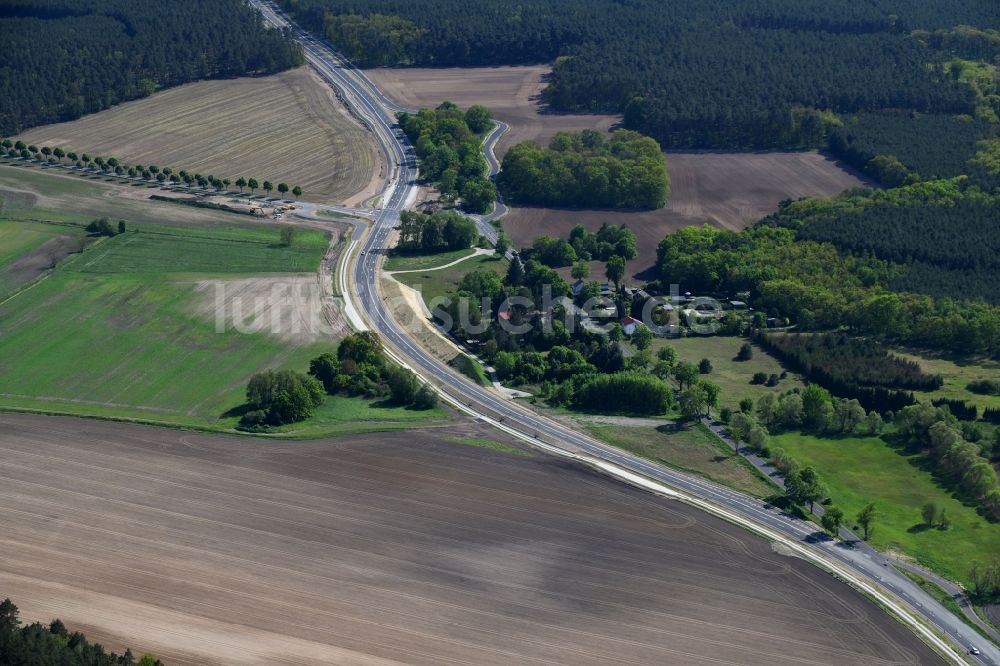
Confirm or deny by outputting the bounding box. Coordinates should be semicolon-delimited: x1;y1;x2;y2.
307;332;438;409
894;403;1000;519
655;181;1000;354
398;102;495;213
396;210;478;254
498;130;668;209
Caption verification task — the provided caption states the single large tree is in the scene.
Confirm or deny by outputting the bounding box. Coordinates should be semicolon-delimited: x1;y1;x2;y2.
787;466;826;513
605;254;626;290
701;380;721;418
672;361;699;390
494;232;511;256
921;501;939;526
235;177;247;192
821;507;844;536
857;503;877;540
263;180;274;195
632;324;653;351
679;384;709;421
277;182;289;196
247;178;259;194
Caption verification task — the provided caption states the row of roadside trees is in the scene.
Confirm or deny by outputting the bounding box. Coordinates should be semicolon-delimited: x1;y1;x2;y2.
0;138;303;199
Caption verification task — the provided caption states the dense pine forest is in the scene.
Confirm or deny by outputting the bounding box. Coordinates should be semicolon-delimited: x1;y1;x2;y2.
828;113;991;181
281;0;995;149
0;0;303;135
774;186;1000;304
0;598;162;666
752;331;939;413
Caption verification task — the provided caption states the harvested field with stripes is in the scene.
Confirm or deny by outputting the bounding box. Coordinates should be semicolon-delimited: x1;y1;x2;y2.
16;67;380;205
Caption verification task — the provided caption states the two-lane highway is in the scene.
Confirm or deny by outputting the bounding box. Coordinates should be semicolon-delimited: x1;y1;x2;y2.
250;3;991;663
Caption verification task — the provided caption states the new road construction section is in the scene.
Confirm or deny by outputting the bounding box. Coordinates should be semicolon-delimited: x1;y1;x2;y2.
252;2;992;662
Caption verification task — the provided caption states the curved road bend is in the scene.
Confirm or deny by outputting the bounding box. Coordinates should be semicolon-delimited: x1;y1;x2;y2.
250;2;991;662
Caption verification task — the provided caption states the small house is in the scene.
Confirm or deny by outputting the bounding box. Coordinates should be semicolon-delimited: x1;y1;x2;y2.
621;315;642;335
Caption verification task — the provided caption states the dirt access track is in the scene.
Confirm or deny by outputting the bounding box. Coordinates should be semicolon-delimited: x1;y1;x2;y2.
0;413;942;666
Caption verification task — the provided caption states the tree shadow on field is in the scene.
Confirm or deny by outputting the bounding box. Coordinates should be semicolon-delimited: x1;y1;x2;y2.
370;397;428;411
907;523;933;534
220;403;253;419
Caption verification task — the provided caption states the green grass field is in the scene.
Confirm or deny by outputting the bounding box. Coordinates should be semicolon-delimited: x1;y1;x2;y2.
0;222;329;426
394;253;508;306
0;162;260;229
0;214;447;434
76;224;328;275
772;431;1000;585
384;248;476;272
652;335;805;411
895;349;1000;415
445;437;533;457
0;220;75;269
264;395;449;438
589;423;776;497
0;220;86;300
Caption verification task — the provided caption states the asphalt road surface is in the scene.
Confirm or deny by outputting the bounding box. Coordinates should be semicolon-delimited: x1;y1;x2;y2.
251;2;994;663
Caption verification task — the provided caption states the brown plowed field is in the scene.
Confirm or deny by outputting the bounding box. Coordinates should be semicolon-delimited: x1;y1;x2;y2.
364;66;868;278
0;413;941;666
16;67;381;205
363;66;619;157
505;152;868;279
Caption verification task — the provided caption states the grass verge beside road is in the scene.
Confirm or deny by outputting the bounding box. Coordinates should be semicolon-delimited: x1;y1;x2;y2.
445;437;533;457
589;423;776;497
448;353;491;386
899;569;997;644
264;396;450;438
384;247;475;272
